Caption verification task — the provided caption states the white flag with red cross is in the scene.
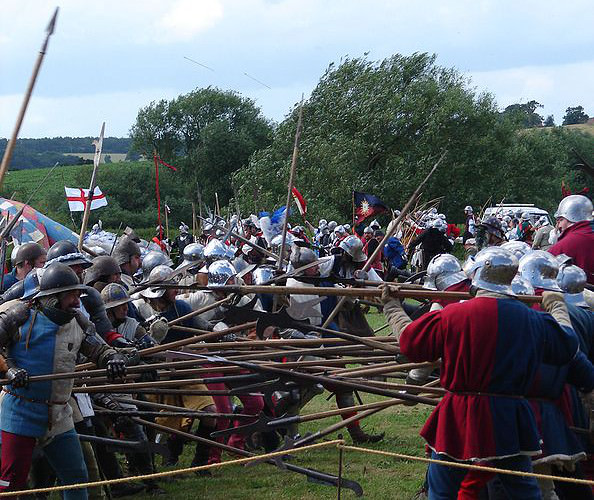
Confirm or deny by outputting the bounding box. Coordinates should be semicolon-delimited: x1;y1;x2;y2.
64;186;108;212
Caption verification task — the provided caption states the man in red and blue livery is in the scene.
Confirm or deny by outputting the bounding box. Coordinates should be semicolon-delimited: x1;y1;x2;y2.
381;247;580;499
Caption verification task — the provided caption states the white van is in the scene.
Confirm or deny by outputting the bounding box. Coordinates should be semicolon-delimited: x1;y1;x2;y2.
483;203;552;224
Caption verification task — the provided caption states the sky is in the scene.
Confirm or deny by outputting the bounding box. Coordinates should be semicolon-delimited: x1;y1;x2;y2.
1;0;593;138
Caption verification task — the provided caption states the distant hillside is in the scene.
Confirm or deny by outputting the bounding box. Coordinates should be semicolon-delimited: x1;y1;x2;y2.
563;122;594;137
0;136;136;170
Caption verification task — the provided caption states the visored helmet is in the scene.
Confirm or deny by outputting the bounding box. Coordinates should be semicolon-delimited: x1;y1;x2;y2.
500;241;531;261
46;240;92;268
101;282;132;309
554;195;593;223
140;265;177;299
518;250;562;292
511;275;535;296
204;239;235;264
36;262;86;298
468;247;518;296
424;254;466;291
207;260;237;287
142;251;173;281
339;235;367;262
84;256;121;285
557;264;588;308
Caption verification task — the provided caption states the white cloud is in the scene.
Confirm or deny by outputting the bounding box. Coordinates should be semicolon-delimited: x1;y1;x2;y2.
159;0;224;42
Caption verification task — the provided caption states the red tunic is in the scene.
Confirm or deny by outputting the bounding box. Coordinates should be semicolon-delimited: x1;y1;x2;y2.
548;220;594;284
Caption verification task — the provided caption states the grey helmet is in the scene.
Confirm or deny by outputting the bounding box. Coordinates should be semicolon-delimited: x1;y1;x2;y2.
518;250;562;292
84;256;122;285
179;243;205;270
142;251;173;281
554;254;573;267
339;235;367;262
290;245;317;268
112;236;141;266
13;242;46;267
500;241;532;261
270;233;298;256
253;266;275;285
179;222;189;234
318;219;327;228
511;275;535;296
36;262;86;298
554;195;593;223
140;265;176;299
468;247;518;296
464;205;473;213
46;240;92;268
363;226;373;235
204;239;234;264
207;260;237;287
424;254;466;291
557;264;588;308
327;221;337;231
101;282;132;309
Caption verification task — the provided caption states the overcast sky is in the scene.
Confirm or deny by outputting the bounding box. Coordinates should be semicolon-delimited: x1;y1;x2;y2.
1;0;593;138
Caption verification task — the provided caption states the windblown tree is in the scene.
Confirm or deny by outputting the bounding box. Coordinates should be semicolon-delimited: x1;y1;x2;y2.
234;54;593;223
130;87;274;209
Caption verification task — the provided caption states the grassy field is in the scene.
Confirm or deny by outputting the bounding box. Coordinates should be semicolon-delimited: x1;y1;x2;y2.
119;312;434;500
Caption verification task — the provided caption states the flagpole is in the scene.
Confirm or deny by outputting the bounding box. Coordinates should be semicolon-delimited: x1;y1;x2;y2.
352;189;356;233
165;203;170;241
0;8;59;190
277;97;304;270
153;150;163;243
78;122;105;251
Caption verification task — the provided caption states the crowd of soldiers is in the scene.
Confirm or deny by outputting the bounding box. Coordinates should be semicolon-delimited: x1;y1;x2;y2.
0;193;590;499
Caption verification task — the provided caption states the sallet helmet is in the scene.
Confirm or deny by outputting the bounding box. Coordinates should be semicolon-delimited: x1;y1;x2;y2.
511;275;535;296
101;282;132;309
424;254;466;291
140;265;177;299
252;266;276;285
141;251;173;281
36;262;86;298
290;245;317;268
518;250;562;291
557;264;588;308
554;195;593;223
339;235;367;262
468;247;518;296
84;256;121;285
204;239;235;265
207;260;237;287
46;240;92;268
500;241;531;261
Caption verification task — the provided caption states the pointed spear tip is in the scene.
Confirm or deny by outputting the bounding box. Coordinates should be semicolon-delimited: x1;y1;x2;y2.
46;7;59;35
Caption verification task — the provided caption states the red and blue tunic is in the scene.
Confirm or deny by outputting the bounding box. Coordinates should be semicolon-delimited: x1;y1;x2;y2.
548;220;594;284
400;296;579;461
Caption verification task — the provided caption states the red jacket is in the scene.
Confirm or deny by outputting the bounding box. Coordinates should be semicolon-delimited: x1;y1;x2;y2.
548;220;594;284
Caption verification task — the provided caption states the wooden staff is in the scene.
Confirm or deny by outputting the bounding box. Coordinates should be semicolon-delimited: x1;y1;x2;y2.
277;97;304;269
78;122;105;250
74;378;236;394
0;8;59;189
168;295;232;326
322;150;448;328
112;396;250;419
327;361;439;378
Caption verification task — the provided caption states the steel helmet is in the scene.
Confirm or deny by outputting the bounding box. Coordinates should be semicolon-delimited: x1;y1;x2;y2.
327;221;337;231
179;222;189;234
554;195;593;223
424;254;467;291
112;236;141;266
36;262;86;298
253;266;275;285
179;242;205;270
369;219;381;229
46;240;92;268
141;251;173;281
480;217;505;240
339;235;367;263
500;241;531;261
464;206;473;213
84;256;121;285
518;250;562;292
363;226;373;235
204;239;234;264
318;219;327;228
468;247;518;296
207;260;237;287
290;245;317;268
521;212;532;221
140;265;177;299
13;242;46;267
101;282;132;309
270;233;297;256
557;264;588;308
554;254;573;267
334;225;345;234
510;275;535;296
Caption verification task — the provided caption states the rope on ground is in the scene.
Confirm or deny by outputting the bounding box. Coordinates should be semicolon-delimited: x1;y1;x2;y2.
0;439;344;497
339;445;594;486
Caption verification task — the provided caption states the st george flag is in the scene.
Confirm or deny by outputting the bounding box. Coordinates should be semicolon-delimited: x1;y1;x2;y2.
353;191;388;224
291;187;307;216
65;187;108;212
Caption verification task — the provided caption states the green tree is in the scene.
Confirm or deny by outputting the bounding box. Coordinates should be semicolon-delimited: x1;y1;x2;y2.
502;100;544;128
543;115;555;127
234;54;594;224
130;87;274;208
562;106;589;125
